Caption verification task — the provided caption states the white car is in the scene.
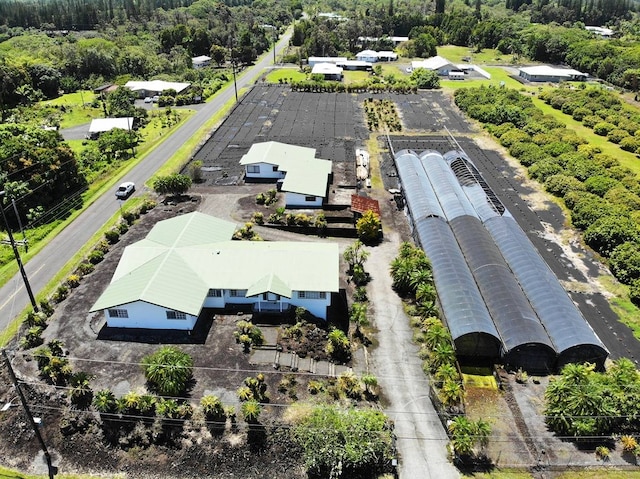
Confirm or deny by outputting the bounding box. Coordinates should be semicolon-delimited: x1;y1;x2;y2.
144;97;152;103
115;181;135;199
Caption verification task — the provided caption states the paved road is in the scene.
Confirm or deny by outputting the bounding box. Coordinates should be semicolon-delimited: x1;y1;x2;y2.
0;31;292;333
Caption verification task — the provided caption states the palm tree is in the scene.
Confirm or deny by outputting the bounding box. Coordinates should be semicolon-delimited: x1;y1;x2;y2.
241;400;262;424
361;373;378;398
349;302;369;337
390;256;414;295
343;239;369;273
141;346;194;396
326;328;351;362
68;371;95;409
337;370;362;399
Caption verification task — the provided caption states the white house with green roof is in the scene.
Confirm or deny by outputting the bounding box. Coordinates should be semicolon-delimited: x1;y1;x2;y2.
240;141;332;208
90;212;339;330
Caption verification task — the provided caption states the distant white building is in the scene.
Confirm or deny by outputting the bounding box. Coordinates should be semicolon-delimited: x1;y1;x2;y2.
87;117;133;139
240;141;332;208
192;55;212;68
308;56;347;67
124;80;191;97
355;50;398;63
585;26;615;38
412;56;457;75
358;36;408;46
311;62;343;81
336;60;372;71
519;65;587;82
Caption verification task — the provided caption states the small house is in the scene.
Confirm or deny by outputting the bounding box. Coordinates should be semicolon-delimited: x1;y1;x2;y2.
240;142;332;208
87;117;134;139
124;80;191;98
518;66;587;83
311;62;343;81
308;56;347;67
356;50;379;63
192;55;212;69
412;56;457;76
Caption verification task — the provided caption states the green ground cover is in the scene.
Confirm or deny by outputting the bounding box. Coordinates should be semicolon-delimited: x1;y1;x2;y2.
43;91;104;129
437;45;516;65
264;67;306;83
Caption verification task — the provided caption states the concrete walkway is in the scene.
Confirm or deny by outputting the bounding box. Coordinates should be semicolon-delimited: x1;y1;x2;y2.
366;229;460;479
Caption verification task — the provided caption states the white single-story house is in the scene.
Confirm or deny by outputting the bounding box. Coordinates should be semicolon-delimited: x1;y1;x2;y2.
240;141;332;208
448;70;465;80
518;65;587;82
336;60;372;71
90;212;340;330
412;56;457;75
308;56;347;67
586;26;614;38
192;55;212;68
358;36;408;46
124;80;191;97
87;117;133;139
311;62;343;81
355;50;398;63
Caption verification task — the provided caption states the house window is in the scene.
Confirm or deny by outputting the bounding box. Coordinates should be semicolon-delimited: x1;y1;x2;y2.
166;310;187;320
305;196;316;202
247;165;260;173
108;308;128;318
229;289;248;297
272;165;279;172
207;289;222;297
298;291;326;300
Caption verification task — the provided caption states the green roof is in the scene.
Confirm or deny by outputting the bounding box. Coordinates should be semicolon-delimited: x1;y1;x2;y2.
246;273;292;298
239;141;332;197
90;212;339;316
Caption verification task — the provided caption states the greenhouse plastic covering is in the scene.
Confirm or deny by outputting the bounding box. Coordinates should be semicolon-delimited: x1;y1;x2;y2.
417;216;501;358
393;148;608;372
485;216;608;368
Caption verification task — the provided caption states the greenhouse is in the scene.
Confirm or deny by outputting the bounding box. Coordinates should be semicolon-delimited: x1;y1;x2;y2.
395;149;608;372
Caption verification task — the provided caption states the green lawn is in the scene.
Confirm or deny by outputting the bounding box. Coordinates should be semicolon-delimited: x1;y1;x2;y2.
43;90;104;129
438;45;517;65
264;67;306;83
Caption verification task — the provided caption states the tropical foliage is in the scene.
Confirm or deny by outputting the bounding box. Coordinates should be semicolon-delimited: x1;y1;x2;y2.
544;359;640;437
141;346;194;396
291;404;394;479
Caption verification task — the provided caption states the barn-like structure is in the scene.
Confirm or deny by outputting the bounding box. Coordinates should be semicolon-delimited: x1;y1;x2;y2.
395;149;608;373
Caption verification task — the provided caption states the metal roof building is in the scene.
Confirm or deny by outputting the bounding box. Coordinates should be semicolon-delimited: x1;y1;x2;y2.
395;149;608;372
396;150;501;359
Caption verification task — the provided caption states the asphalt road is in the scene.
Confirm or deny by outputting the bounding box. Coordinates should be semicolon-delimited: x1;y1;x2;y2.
0;31;292;334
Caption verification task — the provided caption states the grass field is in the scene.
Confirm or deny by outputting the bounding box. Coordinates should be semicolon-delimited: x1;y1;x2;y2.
264;67;306;83
43;90;104;129
437;45;517;65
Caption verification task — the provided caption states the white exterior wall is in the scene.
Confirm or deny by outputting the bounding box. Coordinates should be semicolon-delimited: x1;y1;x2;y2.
244;162;283;179
285;192;324;208
104;301;197;330
292;293;331;319
356;54;378;63
202;290;225;308
224;290;255;305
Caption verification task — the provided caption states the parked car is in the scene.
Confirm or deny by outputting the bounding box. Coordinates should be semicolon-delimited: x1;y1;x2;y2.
115;181;135;199
144;97;152;103
152;95;160;103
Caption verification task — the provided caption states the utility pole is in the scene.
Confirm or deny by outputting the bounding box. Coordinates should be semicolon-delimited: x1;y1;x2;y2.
3;350;56;478
0;192;38;312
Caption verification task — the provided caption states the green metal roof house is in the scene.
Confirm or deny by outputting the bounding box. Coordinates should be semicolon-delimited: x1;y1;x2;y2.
240;141;332;208
90;212;340;330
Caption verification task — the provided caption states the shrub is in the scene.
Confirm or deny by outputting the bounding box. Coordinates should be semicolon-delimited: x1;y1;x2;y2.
325;328;351;363
104;228;120;244
39;299;54;317
53;284;69;302
94;239;110;253
122;210;137;225
20;326;44;349
356;210;382;244
584;215;640;257
138;199;156;214
66;274;81;288
353;286;368;302
255;193;266;205
595;445;610;461
251;211;264;225
76;262;94;276
544;175;584;197
607;128;630;144
584;175;619;197
25;310;47;327
233;320;264;351
593;122;616;136
307;380;324;394
141;346;194;396
117;221;129;234
609;242;640;284
88;250;105;264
